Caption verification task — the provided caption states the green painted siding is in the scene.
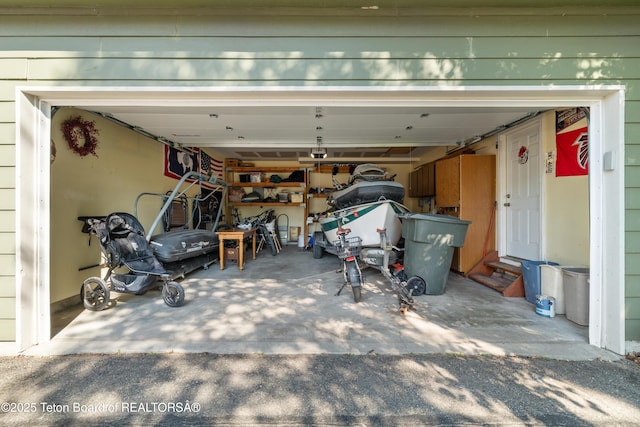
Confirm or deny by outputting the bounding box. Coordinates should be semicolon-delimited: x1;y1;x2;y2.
0;320;15;341
0;7;639;342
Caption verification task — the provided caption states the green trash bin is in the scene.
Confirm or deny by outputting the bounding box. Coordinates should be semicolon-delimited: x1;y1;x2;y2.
400;213;471;295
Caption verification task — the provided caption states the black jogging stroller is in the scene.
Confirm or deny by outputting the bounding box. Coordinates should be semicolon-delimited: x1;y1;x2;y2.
81;212;185;311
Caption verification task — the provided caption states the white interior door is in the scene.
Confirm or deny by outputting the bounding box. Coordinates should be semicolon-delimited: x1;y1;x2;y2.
503;121;541;260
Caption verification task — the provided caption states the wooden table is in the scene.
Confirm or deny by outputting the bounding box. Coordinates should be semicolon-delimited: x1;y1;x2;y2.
215;228;257;270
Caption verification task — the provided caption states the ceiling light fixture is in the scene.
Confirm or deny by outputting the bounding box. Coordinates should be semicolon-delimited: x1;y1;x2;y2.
310;136;327;159
310;147;327;159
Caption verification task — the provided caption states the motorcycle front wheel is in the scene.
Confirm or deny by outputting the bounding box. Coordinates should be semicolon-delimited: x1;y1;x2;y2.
347;261;363;303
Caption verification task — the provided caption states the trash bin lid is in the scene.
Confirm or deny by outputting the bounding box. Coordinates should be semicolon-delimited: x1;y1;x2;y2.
399;213;471;225
400;213;471;246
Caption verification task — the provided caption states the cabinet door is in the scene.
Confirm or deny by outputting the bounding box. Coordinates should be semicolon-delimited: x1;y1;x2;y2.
409;169;420;197
424;162;436;196
435;156;460;207
457;155;496;273
409;162;436;198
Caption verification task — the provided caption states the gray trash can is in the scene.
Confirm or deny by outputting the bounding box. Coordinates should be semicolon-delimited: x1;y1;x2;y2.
563;267;590;326
400;213;471;295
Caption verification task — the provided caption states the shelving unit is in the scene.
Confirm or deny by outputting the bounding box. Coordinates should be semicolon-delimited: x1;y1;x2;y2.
308;165;355;203
224;163;309;242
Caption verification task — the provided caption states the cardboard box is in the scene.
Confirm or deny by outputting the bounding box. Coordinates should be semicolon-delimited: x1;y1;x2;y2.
229;187;245;202
225;247;239;262
291;192;303;203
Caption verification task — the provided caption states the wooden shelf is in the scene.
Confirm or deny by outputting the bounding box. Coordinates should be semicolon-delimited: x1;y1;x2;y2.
311;165;355;174
228;166;302;173
229;202;303;207
231;182;306;188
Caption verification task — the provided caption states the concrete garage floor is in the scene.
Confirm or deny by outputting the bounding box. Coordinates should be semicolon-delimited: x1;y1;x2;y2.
38;245;617;360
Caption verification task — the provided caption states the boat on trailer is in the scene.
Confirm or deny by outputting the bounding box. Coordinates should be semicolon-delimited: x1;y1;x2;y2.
319;200;410;248
327;164;405;210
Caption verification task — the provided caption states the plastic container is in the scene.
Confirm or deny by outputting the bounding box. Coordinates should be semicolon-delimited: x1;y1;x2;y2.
540;264;584;315
563;267;590;326
521;260;559;304
400;213;471;295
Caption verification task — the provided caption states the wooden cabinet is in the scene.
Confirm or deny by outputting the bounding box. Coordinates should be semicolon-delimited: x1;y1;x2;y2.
409;161;435;197
435;154;496;274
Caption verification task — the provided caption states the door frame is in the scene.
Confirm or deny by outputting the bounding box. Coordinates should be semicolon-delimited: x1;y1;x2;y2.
15;85;626;354
497;118;544;261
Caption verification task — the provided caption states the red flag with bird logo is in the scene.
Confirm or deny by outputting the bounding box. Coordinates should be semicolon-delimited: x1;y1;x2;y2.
556;126;589;177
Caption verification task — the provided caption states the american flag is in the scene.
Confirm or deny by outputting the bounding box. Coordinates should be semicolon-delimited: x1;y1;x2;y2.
200;150;223;179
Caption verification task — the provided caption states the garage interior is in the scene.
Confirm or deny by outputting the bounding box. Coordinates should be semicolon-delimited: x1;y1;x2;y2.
36;87;608;357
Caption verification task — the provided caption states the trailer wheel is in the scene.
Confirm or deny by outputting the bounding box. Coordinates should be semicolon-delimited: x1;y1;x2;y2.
406;276;426;296
312;231;325;259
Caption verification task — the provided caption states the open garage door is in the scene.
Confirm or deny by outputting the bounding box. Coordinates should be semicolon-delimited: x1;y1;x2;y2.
15;86;625;354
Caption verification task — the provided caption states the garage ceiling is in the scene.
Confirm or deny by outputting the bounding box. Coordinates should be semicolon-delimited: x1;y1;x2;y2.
89;104;540;160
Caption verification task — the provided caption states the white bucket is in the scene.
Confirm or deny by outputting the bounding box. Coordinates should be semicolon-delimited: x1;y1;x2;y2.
540;264;565;314
535;295;556;318
540;264;585;315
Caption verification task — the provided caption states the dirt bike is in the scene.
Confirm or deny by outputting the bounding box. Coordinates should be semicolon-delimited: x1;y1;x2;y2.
233;208;282;256
333;222;365;303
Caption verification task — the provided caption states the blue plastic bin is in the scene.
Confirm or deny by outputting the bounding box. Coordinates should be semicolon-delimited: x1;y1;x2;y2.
521;260;559;304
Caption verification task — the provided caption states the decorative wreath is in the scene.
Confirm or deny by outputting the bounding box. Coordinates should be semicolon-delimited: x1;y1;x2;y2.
62;116;100;157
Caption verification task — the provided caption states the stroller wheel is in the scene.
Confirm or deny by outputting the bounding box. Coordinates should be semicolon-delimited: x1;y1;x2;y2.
81;277;110;311
162;281;185;307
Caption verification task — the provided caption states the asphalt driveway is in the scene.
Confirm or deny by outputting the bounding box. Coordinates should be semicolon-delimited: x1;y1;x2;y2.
1;353;639;426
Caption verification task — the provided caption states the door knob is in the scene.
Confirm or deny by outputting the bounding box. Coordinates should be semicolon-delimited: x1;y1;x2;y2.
504;202;511;207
